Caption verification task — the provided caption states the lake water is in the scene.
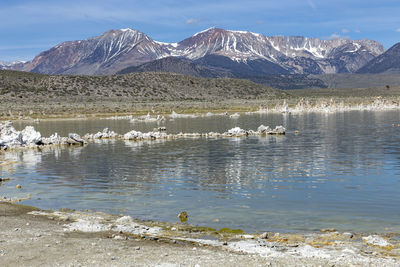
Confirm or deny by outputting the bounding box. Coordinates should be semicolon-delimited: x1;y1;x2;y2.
1;111;400;233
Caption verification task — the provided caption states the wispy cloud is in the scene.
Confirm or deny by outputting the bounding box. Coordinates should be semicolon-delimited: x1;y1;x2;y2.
396;28;400;32
185;18;201;25
341;29;349;33
327;33;340;39
307;0;317;10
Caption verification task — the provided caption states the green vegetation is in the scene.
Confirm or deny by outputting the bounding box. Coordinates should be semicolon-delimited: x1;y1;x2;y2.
218;228;245;234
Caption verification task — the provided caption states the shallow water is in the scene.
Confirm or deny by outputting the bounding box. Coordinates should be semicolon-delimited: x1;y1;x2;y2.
2;111;400;233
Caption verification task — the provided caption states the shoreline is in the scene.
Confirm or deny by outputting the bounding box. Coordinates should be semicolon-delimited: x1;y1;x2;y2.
0;202;399;266
1;95;400;122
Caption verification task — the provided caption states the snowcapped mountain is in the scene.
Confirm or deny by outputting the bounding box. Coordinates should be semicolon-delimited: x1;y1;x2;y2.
3;27;386;75
0;60;26;70
22;29;170;75
167;28;384;74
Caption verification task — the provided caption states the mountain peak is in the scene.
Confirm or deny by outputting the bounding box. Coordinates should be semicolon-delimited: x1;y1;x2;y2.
193;27;218;37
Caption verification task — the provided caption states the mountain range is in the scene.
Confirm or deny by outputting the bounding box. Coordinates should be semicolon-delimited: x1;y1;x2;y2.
2;27;392;78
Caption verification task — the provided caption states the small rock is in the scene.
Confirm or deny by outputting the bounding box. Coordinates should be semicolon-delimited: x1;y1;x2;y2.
111;257;117;261
45;244;50;247
134;246;140;251
343;232;354;239
164;253;168;257
26;223;30;226
16;184;22;189
223;241;228;246
35;234;42;237
178;211;188;222
260;232;269;239
171;227;177;231
14;228;20;231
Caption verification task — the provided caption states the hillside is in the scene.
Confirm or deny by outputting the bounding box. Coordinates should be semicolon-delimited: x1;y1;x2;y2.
0;70;287;101
357;43;400;74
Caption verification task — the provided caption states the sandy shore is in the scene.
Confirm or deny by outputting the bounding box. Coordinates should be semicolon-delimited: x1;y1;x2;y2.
0;202;399;266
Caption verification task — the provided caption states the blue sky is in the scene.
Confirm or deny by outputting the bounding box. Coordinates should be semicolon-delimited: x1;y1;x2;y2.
1;0;400;61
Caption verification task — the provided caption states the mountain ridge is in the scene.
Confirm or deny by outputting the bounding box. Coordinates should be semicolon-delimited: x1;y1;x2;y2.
2;27;386;76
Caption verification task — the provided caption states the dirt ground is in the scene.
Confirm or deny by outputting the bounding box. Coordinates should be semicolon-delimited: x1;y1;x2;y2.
0;203;304;267
0;203;399;267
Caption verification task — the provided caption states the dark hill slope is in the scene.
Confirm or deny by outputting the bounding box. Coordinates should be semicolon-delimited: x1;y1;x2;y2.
357;43;400;74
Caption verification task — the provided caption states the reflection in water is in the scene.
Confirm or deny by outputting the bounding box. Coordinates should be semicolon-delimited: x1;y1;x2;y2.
2;111;400;233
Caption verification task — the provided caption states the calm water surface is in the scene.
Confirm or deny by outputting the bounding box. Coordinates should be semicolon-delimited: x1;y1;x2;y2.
2;111;400;233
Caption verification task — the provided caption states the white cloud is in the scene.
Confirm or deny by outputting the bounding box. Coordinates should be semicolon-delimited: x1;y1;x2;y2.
354;29;361;33
396;28;400;32
341;29;349;33
185;18;200;25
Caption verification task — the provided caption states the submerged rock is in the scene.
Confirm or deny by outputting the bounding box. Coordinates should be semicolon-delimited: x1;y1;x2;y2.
170;111;197;119
269;126;285;135
131;113;166;123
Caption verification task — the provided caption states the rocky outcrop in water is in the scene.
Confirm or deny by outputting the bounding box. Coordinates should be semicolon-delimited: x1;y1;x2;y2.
0;122;86;150
84;125;286;142
1;122;286;151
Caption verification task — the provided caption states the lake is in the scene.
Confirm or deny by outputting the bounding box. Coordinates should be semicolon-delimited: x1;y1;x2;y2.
1;110;400;233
